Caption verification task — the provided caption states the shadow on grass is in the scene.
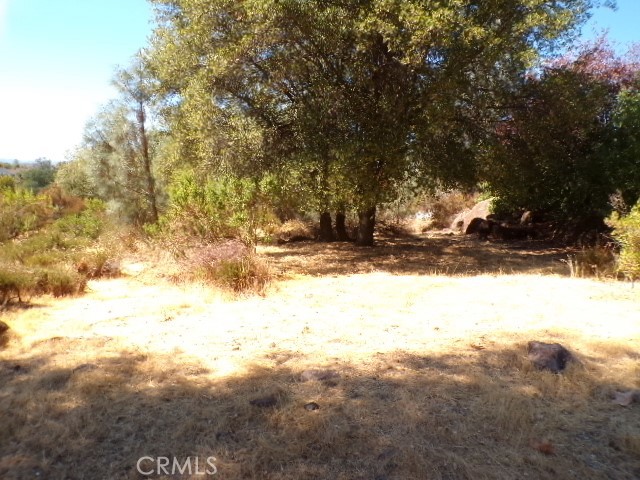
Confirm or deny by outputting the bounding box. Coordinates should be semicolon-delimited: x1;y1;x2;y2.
261;233;573;277
1;343;639;480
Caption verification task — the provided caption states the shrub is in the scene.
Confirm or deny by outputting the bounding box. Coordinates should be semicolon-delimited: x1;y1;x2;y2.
158;171;275;245
0;187;52;241
564;246;617;278
0;263;87;306
609;204;640;280
426;191;478;228
212;254;272;293
0;264;35;305
74;248;117;279
0;196;119;307
51;199;106;240
42;185;85;216
176;240;272;294
36;266;87;297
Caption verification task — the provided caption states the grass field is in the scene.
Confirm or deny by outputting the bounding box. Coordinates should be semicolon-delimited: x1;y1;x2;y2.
1;234;639;479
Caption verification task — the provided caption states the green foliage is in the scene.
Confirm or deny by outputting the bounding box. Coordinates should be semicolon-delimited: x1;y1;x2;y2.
609;88;640;206
55;158;97;198
18;159;57;192
484;40;640;224
486;65;617;220
0;193;116;307
52;199;107;239
149;0;594;244
0;187;52;242
159;170;267;244
0;176;16;192
609;203;640;280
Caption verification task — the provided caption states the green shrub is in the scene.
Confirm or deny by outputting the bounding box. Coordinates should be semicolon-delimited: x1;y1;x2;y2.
0;263;86;306
0;264;36;305
159;171;264;244
609;204;640;280
0;187;52;241
51;199;106;239
35;266;87;297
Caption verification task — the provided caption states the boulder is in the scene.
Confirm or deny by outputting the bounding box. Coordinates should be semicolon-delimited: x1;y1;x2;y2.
520;211;533;225
527;341;572;373
465;217;494;240
451;199;493;233
450;209;470;232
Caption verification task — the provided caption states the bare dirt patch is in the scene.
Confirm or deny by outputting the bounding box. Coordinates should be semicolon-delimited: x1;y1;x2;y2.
1;235;639;479
261;232;572;277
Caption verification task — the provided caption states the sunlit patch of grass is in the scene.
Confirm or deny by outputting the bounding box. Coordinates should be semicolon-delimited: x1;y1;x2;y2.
1;236;639;478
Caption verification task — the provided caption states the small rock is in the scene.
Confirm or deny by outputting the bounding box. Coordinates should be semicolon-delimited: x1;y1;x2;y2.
300;369;340;382
527;341;572;373
304;402;320;411
612;390;640;407
0;320;9;335
250;395;278;408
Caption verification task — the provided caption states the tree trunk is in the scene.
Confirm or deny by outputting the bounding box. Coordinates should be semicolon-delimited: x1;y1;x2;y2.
356;206;376;246
138;101;159;224
335;210;350;241
319;211;335;242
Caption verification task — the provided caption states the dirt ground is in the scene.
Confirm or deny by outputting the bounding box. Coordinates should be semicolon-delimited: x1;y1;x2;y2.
1;233;639;479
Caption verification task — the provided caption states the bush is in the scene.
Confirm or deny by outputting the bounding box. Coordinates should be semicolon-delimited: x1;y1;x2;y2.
36;266;87;297
274;219;316;243
0;262;87;306
212;254;272;293
161;171;253;240
0;197;118;307
51;199;106;239
176;240;272;294
157;171;276;246
0;264;36;305
609;204;640;280
0;187;52;241
564;246;617;278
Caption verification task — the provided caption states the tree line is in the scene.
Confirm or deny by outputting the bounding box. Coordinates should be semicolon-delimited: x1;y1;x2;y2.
57;0;640;246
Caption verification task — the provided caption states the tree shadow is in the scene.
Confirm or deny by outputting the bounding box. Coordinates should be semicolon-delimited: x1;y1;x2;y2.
261;233;573;277
1;342;638;479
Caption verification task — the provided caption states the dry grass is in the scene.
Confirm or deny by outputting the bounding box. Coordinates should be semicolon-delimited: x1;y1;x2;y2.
1;234;640;479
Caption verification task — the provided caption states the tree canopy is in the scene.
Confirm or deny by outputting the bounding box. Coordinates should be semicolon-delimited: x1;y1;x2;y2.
148;0;598;244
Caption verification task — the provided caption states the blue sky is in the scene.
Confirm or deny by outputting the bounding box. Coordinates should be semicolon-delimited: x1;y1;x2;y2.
0;0;153;162
0;0;639;162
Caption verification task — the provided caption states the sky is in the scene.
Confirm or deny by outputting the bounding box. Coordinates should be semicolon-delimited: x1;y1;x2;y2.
0;0;153;162
0;0;639;163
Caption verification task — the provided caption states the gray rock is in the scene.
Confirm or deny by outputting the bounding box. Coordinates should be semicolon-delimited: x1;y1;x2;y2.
527;341;572;373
